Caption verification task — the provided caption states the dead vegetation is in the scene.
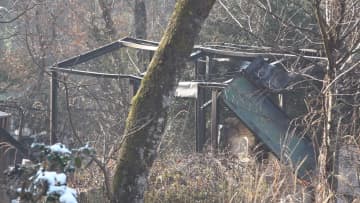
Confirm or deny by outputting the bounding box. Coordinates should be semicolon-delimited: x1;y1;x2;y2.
145;151;313;203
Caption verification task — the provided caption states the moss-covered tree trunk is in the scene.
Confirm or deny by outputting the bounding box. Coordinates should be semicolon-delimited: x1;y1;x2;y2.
111;0;215;202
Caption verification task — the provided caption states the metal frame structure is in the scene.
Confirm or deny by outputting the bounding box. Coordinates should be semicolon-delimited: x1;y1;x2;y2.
49;37;158;144
50;36;325;154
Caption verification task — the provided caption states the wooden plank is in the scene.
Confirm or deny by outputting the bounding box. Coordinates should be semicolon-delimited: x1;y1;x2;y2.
210;89;218;152
222;76;316;179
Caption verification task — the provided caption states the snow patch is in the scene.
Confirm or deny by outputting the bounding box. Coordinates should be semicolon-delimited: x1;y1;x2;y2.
49;143;71;154
34;169;77;203
57;187;77;203
35;170;67;186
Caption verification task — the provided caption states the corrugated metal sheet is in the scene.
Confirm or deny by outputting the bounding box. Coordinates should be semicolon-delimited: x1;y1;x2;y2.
222;76;316;179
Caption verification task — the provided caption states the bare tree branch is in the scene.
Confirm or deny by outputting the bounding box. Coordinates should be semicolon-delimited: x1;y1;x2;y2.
0;3;38;23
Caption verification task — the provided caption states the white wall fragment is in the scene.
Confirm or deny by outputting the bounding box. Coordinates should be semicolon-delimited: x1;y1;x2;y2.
175;82;198;98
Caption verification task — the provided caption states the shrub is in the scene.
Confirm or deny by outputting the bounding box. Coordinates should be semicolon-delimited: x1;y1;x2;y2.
5;142;95;203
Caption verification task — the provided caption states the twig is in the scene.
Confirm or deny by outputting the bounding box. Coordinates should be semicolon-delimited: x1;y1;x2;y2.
63;80;113;201
126;49;142;75
322;61;360;93
0;3;38;23
218;0;266;45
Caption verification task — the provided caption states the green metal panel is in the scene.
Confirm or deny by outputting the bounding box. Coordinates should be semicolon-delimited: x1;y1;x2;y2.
222;76;316;179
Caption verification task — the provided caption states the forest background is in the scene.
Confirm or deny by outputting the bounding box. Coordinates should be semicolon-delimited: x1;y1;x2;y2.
0;0;359;202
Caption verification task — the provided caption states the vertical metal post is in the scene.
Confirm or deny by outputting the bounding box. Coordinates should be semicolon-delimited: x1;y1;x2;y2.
50;71;58;144
195;59;199;80
195;57;206;81
205;56;210;81
195;86;205;152
210;89;218;152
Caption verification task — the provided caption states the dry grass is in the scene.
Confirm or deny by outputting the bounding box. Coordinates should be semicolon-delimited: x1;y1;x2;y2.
145;152;313;203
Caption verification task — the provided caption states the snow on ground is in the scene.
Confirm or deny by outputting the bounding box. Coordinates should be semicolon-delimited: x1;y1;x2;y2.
35;169;77;203
58;187;77;203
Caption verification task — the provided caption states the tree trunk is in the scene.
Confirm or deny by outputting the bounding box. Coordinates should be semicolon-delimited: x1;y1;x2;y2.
98;0;116;39
313;0;342;201
111;0;215;202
